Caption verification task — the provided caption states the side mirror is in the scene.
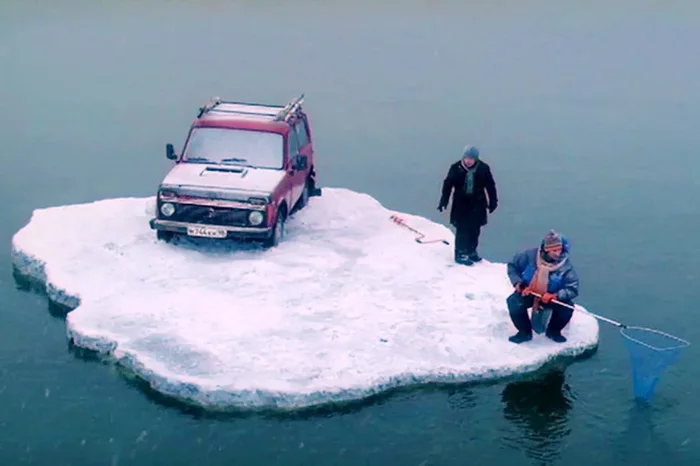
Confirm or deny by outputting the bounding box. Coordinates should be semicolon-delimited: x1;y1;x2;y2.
166;143;177;160
296;155;308;170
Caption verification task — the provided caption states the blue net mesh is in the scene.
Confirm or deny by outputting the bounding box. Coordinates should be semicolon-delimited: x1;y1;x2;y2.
620;326;690;401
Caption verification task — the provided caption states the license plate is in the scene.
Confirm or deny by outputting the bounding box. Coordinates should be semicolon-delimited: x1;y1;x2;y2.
186;225;227;238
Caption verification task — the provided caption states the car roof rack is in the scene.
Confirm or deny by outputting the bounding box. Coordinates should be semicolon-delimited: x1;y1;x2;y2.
197;97;222;118
273;94;305;122
196;94;305;122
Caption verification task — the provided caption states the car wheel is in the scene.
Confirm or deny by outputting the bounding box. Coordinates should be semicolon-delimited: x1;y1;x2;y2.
264;210;286;248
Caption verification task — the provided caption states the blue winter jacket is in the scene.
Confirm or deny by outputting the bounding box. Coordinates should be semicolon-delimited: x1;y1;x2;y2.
506;240;579;303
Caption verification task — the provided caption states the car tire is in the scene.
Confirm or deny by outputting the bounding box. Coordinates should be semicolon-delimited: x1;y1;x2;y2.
264;210;285;248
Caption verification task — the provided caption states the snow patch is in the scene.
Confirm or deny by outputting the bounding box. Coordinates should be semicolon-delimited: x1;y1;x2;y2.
161;162;286;194
10;187;598;410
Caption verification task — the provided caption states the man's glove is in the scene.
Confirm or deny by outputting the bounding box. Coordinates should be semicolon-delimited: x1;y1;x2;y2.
541;292;557;304
437;204;446;212
488;203;497;214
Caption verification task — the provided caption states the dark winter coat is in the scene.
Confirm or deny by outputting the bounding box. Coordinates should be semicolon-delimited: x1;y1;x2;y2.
439;160;498;227
506;240;580;303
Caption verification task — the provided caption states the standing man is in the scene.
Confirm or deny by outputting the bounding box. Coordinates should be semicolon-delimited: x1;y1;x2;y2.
438;145;498;265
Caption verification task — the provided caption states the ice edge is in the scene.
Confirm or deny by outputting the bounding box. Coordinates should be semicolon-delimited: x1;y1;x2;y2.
10;243;598;412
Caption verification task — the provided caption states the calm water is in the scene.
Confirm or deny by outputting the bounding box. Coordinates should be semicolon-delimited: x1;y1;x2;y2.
2;1;699;464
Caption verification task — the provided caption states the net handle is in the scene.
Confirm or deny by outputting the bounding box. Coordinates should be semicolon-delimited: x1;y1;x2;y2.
529;292;626;328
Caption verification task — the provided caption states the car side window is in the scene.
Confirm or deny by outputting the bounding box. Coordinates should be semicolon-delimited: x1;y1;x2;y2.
288;129;299;162
295;119;310;148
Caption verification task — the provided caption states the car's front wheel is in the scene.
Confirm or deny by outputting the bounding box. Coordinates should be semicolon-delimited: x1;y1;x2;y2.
263;209;286;248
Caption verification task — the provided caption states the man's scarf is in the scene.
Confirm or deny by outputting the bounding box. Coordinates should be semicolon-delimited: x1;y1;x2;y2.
530;251;567;311
461;160;480;195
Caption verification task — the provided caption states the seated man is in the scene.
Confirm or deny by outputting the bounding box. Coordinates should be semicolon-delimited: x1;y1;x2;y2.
505;230;579;344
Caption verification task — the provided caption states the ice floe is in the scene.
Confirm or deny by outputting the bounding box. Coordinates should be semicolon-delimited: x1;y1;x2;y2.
11;188;598;410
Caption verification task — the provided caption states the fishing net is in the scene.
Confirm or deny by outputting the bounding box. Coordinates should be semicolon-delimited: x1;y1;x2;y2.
620;326;690;401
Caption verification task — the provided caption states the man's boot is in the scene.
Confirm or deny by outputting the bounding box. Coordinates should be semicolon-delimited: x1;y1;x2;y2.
455;249;473;266
508;331;533;344
468;250;482;263
456;254;474;266
545;330;567;343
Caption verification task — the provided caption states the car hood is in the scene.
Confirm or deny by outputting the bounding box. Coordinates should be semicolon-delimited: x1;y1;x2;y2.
161;162;285;194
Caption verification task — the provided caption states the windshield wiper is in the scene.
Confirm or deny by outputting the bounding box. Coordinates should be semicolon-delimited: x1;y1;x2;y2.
220;158;248;164
183;157;211;163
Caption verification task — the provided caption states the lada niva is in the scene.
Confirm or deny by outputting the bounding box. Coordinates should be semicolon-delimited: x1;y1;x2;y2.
150;94;321;248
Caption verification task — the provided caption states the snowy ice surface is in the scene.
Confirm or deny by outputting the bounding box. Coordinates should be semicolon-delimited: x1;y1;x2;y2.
11;188;599;411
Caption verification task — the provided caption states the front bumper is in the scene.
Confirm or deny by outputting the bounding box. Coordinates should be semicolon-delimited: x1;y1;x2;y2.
150;218;272;240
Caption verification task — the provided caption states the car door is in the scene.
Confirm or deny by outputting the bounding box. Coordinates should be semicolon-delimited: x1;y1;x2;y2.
286;127;304;206
294;117;312;195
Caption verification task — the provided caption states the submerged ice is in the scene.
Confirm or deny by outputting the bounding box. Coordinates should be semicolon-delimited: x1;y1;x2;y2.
11;188;598;410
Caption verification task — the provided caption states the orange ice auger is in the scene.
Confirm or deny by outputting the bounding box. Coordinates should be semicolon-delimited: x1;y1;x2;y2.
389;215;450;245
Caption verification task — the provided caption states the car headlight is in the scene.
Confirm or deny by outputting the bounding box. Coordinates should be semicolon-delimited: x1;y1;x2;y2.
248;210;264;226
160;202;175;217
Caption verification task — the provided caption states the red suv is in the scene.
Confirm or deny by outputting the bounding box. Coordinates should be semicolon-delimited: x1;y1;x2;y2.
150;94;321;248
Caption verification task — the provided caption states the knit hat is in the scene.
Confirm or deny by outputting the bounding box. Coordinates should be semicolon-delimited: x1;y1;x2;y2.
542;229;563;248
462;145;479;159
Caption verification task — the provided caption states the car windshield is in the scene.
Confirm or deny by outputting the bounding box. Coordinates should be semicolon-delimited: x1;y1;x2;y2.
182;127;283;169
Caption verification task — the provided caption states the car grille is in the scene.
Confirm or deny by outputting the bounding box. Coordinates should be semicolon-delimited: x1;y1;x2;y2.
169;203;254;227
